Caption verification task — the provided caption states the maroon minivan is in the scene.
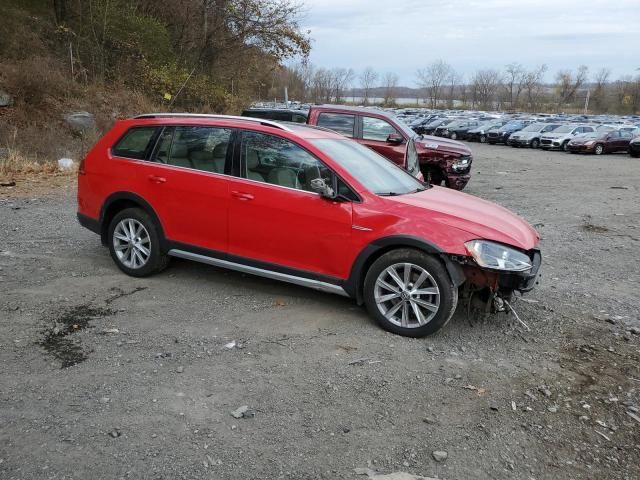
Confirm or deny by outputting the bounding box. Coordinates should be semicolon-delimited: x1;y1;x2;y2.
307;105;473;190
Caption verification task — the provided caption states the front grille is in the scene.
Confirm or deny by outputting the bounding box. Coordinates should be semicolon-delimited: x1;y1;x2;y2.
541;139;552;145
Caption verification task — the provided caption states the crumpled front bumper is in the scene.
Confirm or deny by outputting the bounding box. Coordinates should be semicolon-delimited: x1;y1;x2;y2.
461;250;542;294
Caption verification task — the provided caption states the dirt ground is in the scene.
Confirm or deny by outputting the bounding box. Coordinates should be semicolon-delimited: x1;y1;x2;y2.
1;143;639;480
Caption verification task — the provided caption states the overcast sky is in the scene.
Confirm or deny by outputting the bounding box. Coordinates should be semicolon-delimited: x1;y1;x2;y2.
301;0;640;86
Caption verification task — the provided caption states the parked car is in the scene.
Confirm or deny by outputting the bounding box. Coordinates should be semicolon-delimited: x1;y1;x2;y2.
508;123;563;148
567;130;634;155
540;124;596;151
629;135;640;157
77;113;541;338
307;105;473;190
487;121;531;145
466;120;507;143
422;118;453;135
242;108;308;124
434;120;480;140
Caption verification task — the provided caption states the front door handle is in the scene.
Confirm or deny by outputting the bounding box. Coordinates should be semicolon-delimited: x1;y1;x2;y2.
231;191;254;201
148;175;167;184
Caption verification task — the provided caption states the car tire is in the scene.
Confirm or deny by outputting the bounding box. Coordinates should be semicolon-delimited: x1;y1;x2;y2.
108;208;170;278
562;140;570;152
363;249;458;338
594;144;604;155
480;135;487;143
631;152;640;158
450;132;457;140
488;141;495;145
531;138;540;149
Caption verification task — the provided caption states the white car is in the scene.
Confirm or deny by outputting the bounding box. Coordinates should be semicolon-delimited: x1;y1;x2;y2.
540;124;596;151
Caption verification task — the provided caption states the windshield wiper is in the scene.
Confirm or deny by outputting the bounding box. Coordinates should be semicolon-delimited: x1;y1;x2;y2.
376;192;401;196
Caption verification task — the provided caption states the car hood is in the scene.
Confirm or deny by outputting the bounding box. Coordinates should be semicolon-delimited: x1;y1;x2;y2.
389;186;540;251
511;131;538;139
416;135;471;156
542;132;569;139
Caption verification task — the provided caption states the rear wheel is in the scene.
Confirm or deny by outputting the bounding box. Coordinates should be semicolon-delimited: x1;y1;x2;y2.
594;144;604;155
108;208;170;277
480;135;487;143
631;151;640;158
530;138;540;149
450;132;458;140
363;249;458;337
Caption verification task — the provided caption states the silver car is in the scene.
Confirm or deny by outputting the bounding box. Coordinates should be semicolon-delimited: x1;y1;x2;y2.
508;123;563;149
540;124;597;151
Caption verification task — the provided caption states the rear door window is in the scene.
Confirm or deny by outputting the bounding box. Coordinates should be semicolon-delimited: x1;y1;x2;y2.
317;113;356;137
112;127;158;160
153;126;232;174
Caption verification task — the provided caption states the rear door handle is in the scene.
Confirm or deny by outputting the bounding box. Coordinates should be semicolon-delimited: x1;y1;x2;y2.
148;175;166;184
231;191;254;201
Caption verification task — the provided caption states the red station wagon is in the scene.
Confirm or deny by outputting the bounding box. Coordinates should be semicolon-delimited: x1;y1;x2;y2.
77;114;541;337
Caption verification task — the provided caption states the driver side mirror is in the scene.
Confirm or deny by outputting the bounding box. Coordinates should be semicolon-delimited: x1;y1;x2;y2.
386;133;404;145
310;178;336;199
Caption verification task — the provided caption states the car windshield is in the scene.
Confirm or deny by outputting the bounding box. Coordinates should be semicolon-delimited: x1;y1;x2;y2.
393;116;420;139
521;123;545;132
310;139;425;196
553;125;574;133
503;122;523;129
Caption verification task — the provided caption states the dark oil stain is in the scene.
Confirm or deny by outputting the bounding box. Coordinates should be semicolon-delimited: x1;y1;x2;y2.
39;305;113;368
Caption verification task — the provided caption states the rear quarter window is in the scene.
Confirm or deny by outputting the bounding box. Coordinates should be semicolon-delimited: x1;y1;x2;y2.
112;127;158;160
317;112;355;137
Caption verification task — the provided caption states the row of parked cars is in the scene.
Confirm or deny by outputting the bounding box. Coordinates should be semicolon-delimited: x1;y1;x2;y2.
405;111;640;157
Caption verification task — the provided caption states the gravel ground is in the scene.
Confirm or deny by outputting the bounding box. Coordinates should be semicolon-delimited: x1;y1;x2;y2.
1;144;639;480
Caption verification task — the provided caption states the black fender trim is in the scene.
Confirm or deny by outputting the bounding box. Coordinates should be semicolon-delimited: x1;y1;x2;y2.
77;212;100;234
99;192;165;247
343;235;466;303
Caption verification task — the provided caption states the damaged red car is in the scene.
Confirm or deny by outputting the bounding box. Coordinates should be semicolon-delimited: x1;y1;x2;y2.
77;114;541;337
307;105;473;190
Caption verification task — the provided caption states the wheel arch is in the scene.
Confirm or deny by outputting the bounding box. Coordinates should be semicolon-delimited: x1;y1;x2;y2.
343;235;466;304
99;192;165;247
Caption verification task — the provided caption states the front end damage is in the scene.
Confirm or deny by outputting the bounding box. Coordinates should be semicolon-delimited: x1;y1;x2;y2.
451;248;542;322
419;153;472;191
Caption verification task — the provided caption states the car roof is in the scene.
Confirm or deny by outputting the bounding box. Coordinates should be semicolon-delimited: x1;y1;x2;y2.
129;113;343;140
310;104;396;118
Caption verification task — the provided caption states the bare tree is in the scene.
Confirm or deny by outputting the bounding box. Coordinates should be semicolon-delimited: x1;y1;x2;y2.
555;65;589;107
359;67;378;105
522;64;548;112
446;70;459;109
471;69;501;109
382;72;399;106
416;60;452;108
591;68;611;113
503;63;526;110
332;68;355;103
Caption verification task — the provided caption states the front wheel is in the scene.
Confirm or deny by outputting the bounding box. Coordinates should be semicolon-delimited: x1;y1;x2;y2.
480;135;487;143
562;140;570;152
363;249;458;337
450;132;457;140
108;208;170;277
530;138;540;149
594;144;604;155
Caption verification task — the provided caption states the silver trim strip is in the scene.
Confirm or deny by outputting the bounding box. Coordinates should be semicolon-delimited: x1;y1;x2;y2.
167;249;349;297
133;113;293;132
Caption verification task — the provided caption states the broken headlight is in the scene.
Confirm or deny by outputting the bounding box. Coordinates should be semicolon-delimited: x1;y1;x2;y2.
464;240;532;272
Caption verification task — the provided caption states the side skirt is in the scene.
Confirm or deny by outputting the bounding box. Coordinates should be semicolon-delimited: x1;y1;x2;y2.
168;249;350;298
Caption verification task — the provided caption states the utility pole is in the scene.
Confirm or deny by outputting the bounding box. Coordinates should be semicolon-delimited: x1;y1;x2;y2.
584;89;590;114
284;86;289;106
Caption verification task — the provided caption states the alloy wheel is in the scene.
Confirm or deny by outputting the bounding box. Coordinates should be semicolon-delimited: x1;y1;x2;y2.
112;218;151;269
595;144;604;155
374;262;440;328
